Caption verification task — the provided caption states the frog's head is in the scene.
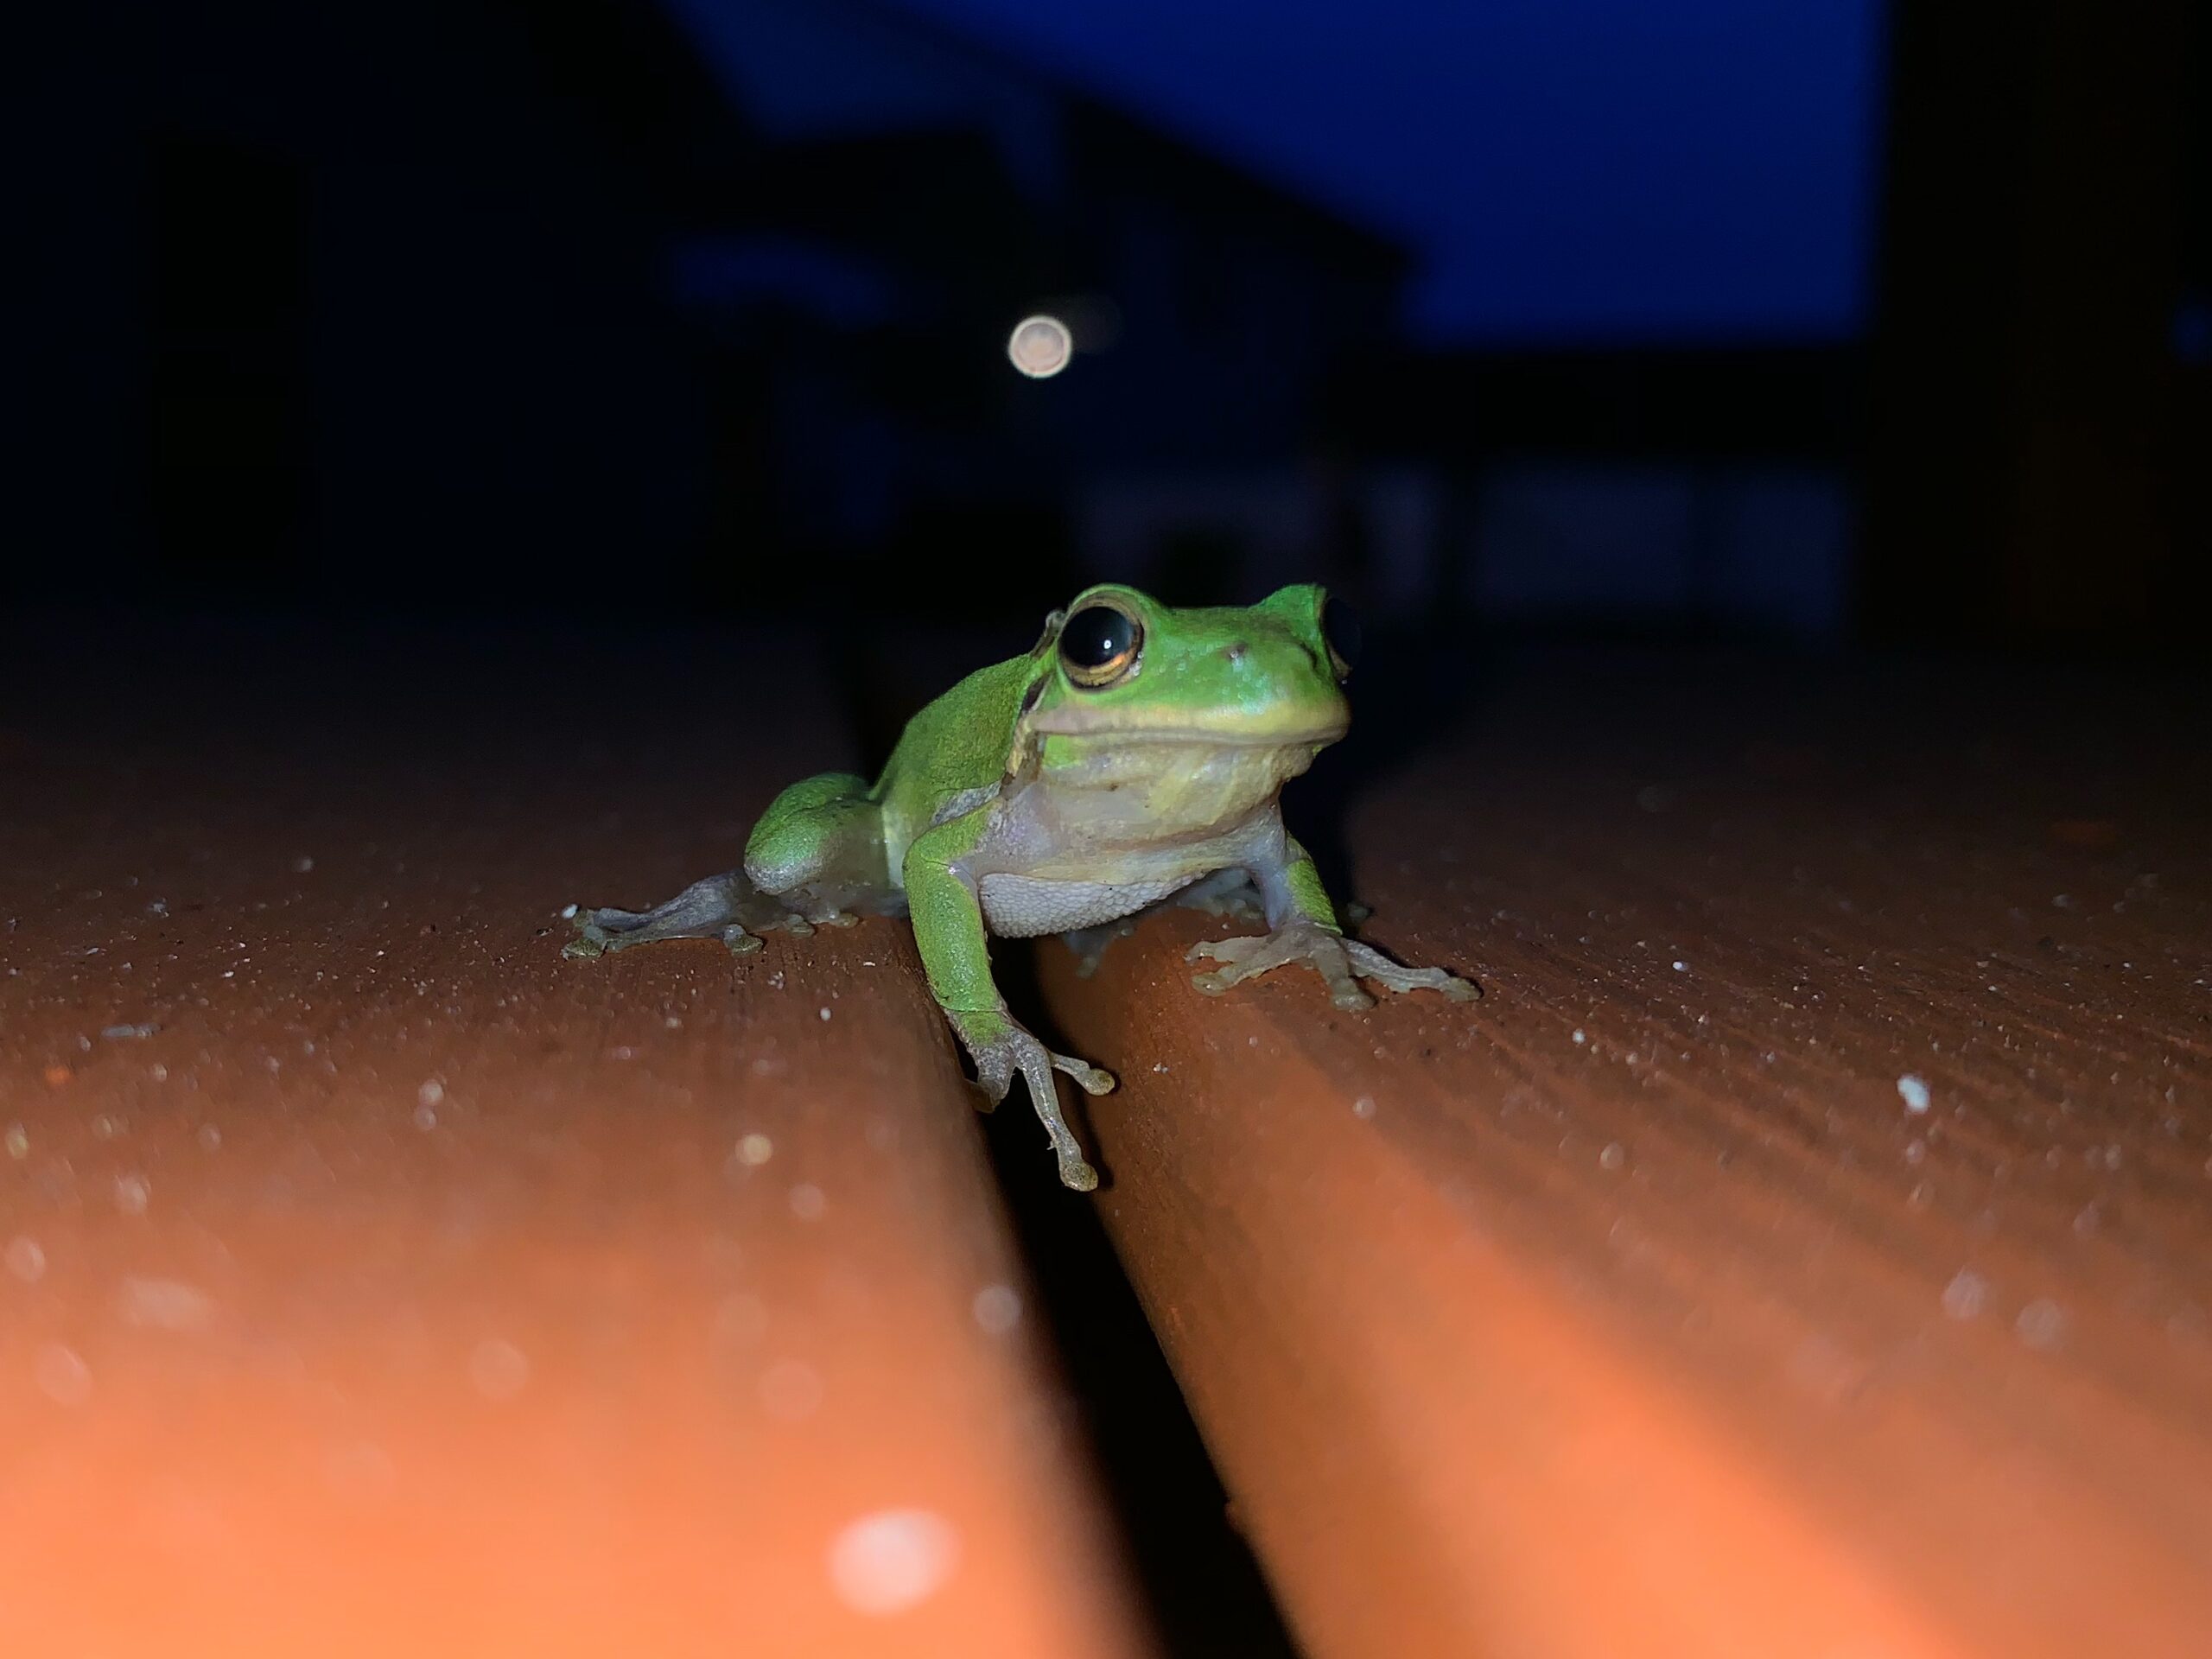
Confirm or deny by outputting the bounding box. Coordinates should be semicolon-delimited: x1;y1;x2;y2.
1024;582;1357;758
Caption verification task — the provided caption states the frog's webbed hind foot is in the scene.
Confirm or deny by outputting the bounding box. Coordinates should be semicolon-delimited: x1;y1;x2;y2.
1188;921;1479;1011
557;862;831;969
563;869;788;961
775;905;866;938
565;863;898;962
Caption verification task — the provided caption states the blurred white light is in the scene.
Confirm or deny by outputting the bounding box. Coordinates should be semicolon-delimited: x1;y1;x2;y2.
829;1509;960;1616
1007;314;1073;378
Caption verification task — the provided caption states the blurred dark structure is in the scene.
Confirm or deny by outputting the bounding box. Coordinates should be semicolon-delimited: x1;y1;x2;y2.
1863;0;2210;642
1325;346;1861;635
6;0;2206;642
8;0;1403;620
14;0;732;609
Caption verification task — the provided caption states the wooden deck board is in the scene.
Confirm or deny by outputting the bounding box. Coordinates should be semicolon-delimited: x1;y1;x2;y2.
10;632;2207;1657
1039;655;2212;1658
0;637;1151;1659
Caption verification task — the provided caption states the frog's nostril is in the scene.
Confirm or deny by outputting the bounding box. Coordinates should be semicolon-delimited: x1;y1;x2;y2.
1224;641;1250;664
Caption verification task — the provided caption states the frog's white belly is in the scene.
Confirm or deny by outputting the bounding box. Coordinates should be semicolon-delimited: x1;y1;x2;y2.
977;873;1193;938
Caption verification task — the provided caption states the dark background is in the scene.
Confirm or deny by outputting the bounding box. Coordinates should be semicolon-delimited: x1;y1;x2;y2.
8;0;2205;643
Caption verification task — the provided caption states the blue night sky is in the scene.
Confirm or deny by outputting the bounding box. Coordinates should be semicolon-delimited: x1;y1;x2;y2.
890;0;1885;345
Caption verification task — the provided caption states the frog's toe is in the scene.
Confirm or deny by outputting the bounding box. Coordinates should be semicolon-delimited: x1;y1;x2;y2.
1342;939;1481;1001
1185;936;1253;969
1186;941;1242;995
747;899;864;938
1308;942;1371;1009
1052;1052;1117;1096
1007;1031;1106;1187
1186;934;1266;995
563;908;660;960
562;917;612;960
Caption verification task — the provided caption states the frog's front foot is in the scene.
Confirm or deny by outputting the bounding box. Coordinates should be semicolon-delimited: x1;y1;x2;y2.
1188;921;1478;1011
946;1009;1115;1192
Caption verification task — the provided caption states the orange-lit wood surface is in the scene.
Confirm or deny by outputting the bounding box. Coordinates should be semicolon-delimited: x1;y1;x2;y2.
1040;657;2212;1658
8;636;2210;1658
0;639;1148;1659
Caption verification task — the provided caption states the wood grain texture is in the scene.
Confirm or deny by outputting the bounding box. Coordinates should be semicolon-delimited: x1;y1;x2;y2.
0;635;1149;1659
1040;655;2212;1659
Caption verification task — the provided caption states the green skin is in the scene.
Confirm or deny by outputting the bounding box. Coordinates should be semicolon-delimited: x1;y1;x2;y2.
566;583;1475;1190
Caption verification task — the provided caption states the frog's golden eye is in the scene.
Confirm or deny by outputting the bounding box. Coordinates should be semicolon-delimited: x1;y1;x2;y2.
1320;594;1361;681
1058;601;1143;688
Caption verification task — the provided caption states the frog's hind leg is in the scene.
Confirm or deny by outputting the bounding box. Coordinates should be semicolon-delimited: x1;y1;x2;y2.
563;869;780;960
742;772;899;931
568;772;899;963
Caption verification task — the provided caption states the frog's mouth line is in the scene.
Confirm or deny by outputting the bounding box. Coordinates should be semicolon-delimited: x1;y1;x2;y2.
1036;724;1348;749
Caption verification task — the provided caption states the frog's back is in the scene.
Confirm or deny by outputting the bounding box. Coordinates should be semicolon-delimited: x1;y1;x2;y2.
874;652;1037;868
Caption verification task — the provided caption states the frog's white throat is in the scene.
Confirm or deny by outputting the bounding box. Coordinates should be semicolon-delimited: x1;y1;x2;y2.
1033;734;1325;844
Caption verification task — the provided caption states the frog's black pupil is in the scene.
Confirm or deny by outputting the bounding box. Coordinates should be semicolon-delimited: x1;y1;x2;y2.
1322;595;1362;674
1061;606;1135;671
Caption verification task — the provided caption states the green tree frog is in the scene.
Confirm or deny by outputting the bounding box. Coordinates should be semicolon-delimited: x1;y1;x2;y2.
566;584;1475;1190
